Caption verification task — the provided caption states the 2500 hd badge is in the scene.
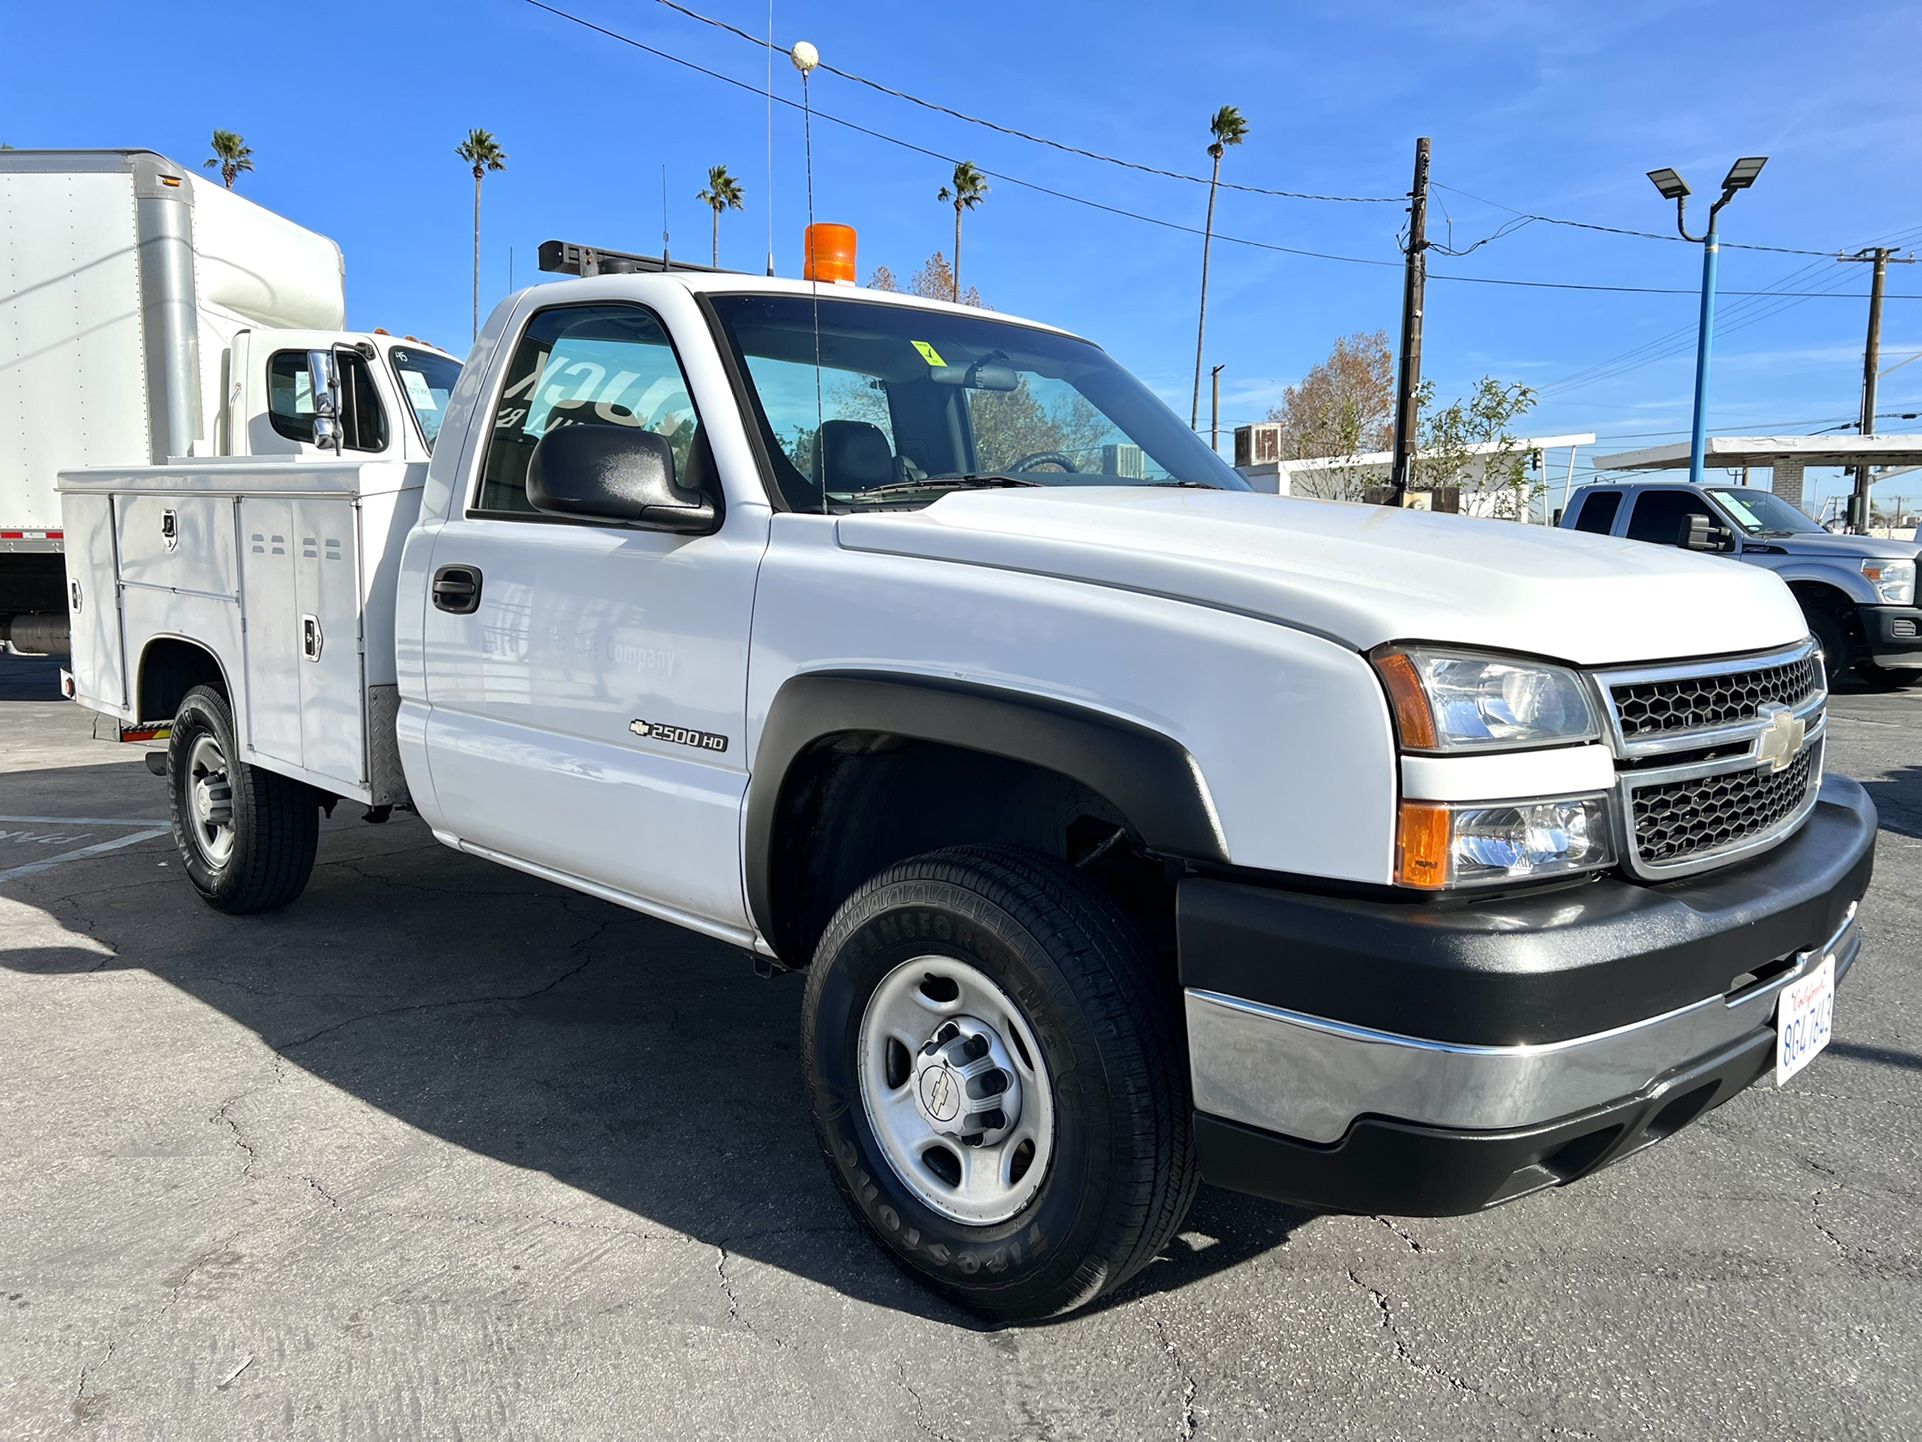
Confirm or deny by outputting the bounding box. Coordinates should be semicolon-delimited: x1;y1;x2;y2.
629;718;729;753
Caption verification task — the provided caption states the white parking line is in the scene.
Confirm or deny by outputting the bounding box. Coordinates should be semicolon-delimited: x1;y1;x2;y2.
0;828;171;884
0;815;168;827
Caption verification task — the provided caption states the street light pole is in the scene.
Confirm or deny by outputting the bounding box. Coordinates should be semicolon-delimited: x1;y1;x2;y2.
1647;157;1767;488
1687;210;1720;487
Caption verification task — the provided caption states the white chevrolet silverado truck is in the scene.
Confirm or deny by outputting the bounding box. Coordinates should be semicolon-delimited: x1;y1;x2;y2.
58;259;1876;1320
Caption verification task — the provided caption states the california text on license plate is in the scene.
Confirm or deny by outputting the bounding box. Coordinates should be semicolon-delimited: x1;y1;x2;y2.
1775;954;1835;1087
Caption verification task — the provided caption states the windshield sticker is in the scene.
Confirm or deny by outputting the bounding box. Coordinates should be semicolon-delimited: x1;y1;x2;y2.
911;340;948;368
1719;493;1761;528
400;368;440;411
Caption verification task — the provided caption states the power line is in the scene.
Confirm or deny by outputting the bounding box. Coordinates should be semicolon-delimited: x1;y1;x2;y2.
1433;182;1914;260
655;0;1918;262
646;0;1403;205
527;3;1922;302
1538;226;1922;397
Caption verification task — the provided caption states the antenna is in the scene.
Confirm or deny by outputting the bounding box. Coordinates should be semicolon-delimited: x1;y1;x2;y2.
661;164;670;264
792;38;823;512
765;0;776;277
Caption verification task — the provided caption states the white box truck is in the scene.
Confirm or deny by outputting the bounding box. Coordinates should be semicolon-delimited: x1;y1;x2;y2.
0;149;459;657
58;249;1874;1321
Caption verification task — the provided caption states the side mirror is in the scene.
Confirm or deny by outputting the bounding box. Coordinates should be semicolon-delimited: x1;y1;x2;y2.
527;424;717;534
306;349;343;454
1682;514;1735;553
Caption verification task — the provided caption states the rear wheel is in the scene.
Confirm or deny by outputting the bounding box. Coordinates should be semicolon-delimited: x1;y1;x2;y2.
802;845;1196;1321
168;685;319;913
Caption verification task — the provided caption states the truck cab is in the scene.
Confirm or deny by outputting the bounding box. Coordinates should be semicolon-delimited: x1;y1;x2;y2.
222;330;459;463
1562;478;1921;685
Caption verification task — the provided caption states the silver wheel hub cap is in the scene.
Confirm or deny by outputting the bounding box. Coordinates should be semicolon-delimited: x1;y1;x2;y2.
858;956;1055;1226
185;734;235;867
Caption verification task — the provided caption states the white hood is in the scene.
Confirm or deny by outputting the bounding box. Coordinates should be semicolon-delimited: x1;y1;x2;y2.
835;488;1810;666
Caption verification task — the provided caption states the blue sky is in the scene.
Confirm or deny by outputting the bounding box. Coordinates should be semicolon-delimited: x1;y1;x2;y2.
7;0;1920;512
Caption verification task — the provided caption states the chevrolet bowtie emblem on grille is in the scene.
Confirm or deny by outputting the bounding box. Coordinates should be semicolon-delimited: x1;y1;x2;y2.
1755;703;1806;774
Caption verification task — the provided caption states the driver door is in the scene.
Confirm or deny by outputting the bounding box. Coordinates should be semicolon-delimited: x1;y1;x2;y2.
417;300;764;932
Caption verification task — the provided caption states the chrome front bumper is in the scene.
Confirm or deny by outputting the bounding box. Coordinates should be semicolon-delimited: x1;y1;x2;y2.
1188;907;1860;1147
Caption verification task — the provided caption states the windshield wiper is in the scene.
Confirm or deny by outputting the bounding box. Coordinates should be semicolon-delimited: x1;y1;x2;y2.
853;473;1046;500
1146;480;1218;489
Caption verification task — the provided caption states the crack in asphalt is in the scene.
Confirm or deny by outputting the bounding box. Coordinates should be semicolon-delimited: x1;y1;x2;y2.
711;1242;790;1348
68;1236;240;1426
1151;1316;1199;1441
271;916;615;1058
1347;1267;1596;1440
213;1096;260;1180
71;1340;116;1424
1373;1216;1426;1253
894;1361;966;1442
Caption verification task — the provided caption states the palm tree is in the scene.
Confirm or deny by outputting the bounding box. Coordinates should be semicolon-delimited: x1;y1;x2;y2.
455;129;508;340
1191;105;1248;429
696;165;745;267
203;130;254;190
936;161;989;303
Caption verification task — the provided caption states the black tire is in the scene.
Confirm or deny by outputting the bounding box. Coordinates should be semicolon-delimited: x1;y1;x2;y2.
1808;606;1855;684
168;684;319;913
802;844;1197;1321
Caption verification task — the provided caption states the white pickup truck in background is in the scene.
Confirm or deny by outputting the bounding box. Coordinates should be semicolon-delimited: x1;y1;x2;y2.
57;249;1876;1320
0;149;460;659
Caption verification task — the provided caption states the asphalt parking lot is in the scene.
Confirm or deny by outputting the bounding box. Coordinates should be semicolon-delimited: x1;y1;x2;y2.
0;652;1917;1441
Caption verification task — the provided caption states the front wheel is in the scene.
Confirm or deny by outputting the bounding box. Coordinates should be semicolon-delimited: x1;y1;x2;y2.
1808;606;1856;684
802;845;1196;1321
168;685;319;913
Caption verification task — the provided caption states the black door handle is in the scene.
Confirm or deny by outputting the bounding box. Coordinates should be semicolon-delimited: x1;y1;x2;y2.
432;564;483;614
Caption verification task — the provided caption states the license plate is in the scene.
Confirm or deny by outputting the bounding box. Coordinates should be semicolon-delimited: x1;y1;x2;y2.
1775;954;1835;1087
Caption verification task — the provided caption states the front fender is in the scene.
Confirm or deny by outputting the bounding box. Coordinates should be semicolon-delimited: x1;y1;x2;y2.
1755;557;1877;607
745;671;1230;942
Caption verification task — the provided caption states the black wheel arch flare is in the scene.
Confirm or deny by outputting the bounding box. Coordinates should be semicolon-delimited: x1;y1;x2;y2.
745;672;1229;957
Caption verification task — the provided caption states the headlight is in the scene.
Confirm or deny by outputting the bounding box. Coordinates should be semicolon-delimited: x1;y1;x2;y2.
1861;557;1916;606
1397;795;1616;890
1372;647;1599;752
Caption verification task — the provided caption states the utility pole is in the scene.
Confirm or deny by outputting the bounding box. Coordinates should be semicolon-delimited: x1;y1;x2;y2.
1210;364;1224;454
1388;137;1431;507
1840;247;1917;531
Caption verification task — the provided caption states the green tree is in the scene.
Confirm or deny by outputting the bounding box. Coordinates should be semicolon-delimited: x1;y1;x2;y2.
696;164;745;267
202;130;254;190
1191;104;1248;429
455;129;508;340
1414;377;1540;518
936;161;989;303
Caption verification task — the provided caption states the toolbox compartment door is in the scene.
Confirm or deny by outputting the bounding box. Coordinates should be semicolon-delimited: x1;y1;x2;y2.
237;497;304;765
290;497;366;787
60;491;127;711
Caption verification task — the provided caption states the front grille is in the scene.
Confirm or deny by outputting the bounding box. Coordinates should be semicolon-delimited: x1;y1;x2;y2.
1611;653;1819;740
1630;744;1817;866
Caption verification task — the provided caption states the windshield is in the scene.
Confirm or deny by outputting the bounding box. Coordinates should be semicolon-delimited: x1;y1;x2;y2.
389;346;462;451
1706;486;1823;536
705;294;1248;509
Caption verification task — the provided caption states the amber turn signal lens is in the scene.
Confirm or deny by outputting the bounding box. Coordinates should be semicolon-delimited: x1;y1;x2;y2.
1373;650;1437;750
1395;801;1452;890
804;223;858;284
